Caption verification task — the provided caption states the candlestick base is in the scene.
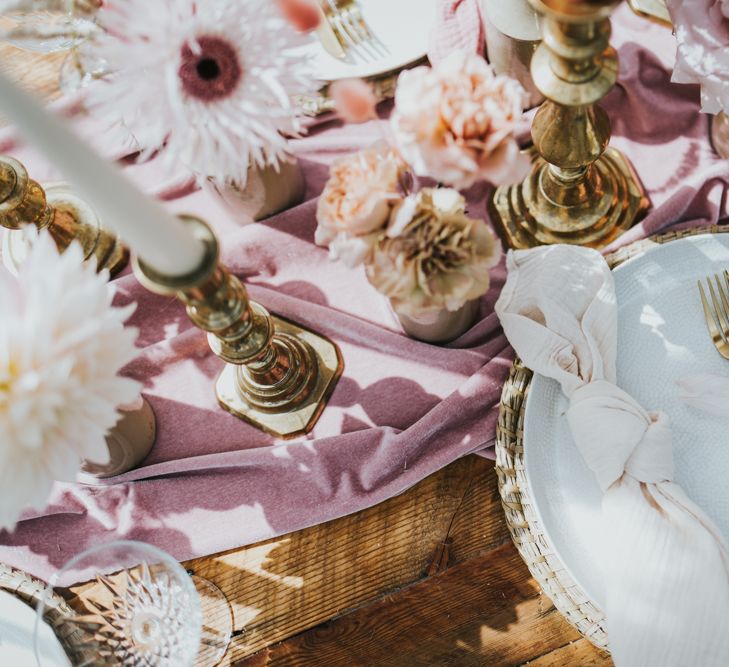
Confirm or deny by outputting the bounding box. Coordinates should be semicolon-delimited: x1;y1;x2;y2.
216;315;343;438
134;215;343;440
489;147;649;249
0;158;128;278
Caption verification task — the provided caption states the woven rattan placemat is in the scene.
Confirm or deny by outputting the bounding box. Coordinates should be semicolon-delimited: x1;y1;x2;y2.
495;225;729;651
0;561;85;658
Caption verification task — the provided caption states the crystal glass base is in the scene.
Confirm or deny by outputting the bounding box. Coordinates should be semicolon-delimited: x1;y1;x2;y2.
191;576;233;666
35;541;202;667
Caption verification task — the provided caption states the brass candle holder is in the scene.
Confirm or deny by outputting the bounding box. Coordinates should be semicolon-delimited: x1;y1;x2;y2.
133;216;343;439
0;155;128;276
489;0;650;249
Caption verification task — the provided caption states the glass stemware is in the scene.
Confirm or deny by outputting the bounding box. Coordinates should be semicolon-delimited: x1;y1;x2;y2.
34;540;233;666
0;1;106;92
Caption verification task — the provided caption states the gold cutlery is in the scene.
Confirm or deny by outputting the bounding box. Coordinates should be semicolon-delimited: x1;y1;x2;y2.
321;0;381;58
315;1;347;59
698;271;729;360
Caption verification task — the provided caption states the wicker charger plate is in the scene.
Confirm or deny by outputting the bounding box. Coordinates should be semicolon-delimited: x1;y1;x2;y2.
494;224;729;651
0;562;84;657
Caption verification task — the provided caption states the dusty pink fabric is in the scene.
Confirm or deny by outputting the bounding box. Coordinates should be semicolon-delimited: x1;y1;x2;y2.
0;5;728;581
427;0;484;65
0;106;512;581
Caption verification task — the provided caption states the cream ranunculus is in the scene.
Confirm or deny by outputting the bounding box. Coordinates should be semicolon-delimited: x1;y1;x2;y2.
667;0;729;114
366;188;502;319
391;51;530;190
315;145;404;267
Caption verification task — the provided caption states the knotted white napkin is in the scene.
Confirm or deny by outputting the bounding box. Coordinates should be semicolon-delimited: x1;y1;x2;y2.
495;245;729;666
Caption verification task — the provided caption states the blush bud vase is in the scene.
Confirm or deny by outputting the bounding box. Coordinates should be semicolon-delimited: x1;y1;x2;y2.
480;0;543;108
393;299;480;344
207;157;306;222
80;397;156;479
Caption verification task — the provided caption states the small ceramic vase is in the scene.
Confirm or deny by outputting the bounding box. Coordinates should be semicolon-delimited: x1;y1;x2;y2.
480;0;543;108
207;158;306;222
80;397;156;479
393;299;480;344
711;112;729;159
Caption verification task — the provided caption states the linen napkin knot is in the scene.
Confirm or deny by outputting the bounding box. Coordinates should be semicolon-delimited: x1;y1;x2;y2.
495;245;729;667
568;381;673;490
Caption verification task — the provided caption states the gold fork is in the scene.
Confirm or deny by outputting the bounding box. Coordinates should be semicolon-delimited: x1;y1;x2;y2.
698;270;729;360
322;0;379;56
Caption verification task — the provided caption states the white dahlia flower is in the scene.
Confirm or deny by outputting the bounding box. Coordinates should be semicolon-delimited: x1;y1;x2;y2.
0;232;140;530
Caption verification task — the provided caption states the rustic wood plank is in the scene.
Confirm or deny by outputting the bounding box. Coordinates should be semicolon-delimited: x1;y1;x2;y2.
183;455;511;665
234;542;609;667
521;639;613;666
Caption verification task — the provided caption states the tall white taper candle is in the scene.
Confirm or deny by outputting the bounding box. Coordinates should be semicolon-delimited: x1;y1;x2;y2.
0;70;205;276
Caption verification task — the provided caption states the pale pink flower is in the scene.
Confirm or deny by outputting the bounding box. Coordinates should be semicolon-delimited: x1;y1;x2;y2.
276;0;321;33
330;78;377;123
667;0;729;113
316;145;403;267
391;51;530;190
87;0;316;186
0;231;140;530
367;188;501;319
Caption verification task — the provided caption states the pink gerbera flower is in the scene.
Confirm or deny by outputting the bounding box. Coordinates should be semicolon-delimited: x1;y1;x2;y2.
87;0;317;186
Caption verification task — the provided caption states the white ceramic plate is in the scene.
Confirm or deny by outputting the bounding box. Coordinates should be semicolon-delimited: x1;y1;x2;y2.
0;589;71;667
293;0;436;82
523;233;729;610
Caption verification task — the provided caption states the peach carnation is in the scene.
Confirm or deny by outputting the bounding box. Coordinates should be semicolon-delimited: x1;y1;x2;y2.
391;51;530;190
366;188;501;319
315;145;403;267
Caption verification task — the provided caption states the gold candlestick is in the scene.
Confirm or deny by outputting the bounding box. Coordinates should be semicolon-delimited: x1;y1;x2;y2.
489;0;650;249
0;155;128;276
133;216;343;439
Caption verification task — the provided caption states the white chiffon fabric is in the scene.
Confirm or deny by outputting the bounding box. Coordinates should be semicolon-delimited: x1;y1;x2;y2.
495;245;729;666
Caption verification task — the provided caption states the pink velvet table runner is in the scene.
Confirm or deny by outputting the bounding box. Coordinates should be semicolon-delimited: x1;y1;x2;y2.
0;6;727;581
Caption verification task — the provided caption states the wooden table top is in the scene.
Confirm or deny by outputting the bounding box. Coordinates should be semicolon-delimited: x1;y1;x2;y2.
0;43;613;667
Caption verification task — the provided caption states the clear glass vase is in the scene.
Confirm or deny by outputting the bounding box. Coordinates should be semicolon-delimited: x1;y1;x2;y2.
0;1;99;52
0;1;106;93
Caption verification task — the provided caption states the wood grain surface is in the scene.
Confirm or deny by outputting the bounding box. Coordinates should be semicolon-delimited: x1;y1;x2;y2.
234;543;612;667
1;45;614;666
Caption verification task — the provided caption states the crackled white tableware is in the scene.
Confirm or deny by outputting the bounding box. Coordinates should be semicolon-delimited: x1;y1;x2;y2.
524;233;729;608
0;589;70;667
